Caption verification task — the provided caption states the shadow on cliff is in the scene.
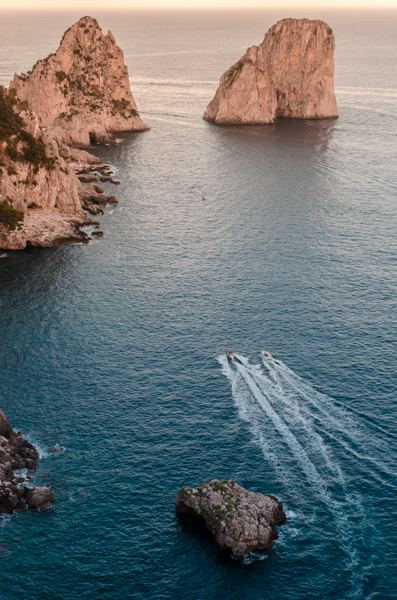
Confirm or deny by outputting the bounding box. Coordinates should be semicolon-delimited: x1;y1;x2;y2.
176;513;271;569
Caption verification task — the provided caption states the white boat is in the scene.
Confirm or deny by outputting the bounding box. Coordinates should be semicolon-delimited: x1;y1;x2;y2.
0;254;8;258
261;350;273;361
226;349;236;363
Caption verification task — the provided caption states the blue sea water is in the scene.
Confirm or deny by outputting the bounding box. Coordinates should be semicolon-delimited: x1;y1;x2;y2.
0;8;397;600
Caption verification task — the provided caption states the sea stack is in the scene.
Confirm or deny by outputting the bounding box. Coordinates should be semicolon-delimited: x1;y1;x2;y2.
12;16;148;148
204;18;338;125
176;479;286;556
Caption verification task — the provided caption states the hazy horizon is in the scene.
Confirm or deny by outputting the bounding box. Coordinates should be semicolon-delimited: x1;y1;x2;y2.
1;2;397;8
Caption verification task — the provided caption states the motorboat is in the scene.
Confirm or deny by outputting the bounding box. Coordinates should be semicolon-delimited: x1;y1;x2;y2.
262;350;273;361
226;349;236;363
0;254;8;258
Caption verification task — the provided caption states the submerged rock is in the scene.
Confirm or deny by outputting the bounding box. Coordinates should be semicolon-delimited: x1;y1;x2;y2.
175;479;286;556
204;18;338;125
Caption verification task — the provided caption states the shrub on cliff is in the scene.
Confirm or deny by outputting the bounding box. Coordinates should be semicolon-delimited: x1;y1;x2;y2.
0;86;56;172
0;198;24;231
0;86;25;139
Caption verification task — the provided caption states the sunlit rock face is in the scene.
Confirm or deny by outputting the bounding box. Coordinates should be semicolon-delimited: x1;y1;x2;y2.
0;87;90;250
204;18;338;125
12;16;148;148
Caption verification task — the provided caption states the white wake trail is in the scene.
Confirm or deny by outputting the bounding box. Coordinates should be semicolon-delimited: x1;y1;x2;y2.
267;358;397;485
243;362;345;487
237;363;340;506
221;357;362;598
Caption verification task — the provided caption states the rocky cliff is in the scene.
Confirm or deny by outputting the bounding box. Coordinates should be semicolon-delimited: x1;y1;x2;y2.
12;15;148;148
0;409;54;516
176;479;286;556
204;18;338;125
0;86;91;250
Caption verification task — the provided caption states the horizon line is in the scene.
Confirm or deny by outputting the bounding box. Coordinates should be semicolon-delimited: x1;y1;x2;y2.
1;5;396;8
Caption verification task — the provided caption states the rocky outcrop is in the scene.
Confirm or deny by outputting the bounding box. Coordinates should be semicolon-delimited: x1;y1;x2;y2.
0;86;93;250
175;479;286;556
12;16;148;148
204;18;338;125
0;409;12;439
79;183;117;215
26;486;54;509
0;409;53;515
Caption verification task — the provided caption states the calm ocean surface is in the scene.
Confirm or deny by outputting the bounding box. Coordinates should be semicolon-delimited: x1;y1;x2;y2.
0;8;396;600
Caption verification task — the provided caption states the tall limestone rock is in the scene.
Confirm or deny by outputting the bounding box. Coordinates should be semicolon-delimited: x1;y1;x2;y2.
12;16;148;148
0;86;90;250
204;18;338;125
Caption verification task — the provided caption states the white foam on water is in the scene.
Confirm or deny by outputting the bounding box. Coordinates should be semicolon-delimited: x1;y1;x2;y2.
268;358;397;486
246;363;346;488
219;354;364;598
218;355;294;486
22;434;48;460
231;551;268;565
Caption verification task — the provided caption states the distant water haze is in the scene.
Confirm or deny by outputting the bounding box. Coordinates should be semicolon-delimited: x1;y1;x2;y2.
1;8;397;600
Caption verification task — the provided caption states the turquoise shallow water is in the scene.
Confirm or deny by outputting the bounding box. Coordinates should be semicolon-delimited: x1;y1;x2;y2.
0;9;397;600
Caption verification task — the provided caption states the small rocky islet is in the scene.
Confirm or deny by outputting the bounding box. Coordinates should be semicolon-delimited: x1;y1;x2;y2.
0;409;53;517
176;479;286;556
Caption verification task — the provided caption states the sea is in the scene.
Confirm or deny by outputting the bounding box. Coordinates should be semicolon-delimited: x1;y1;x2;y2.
0;8;396;600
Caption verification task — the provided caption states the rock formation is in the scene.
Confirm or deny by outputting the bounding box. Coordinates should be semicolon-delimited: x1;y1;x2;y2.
12;15;148;148
0;409;54;515
0;86;93;250
204;18;338;125
0;16;141;250
175;479;286;556
79;183;117;216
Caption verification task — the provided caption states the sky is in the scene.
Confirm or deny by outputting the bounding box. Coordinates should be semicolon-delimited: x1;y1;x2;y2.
0;0;396;7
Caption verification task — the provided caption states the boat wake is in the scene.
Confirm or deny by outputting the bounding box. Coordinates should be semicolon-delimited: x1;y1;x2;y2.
217;351;385;599
263;357;397;487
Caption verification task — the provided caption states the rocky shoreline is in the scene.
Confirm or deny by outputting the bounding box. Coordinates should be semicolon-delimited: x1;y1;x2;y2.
0;16;147;251
0;410;53;518
176;479;286;556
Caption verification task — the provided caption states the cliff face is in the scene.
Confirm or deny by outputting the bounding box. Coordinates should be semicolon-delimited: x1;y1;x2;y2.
0;86;89;250
12;16;148;148
204;18;338;125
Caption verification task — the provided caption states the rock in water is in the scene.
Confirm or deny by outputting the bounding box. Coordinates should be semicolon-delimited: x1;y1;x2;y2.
0;408;52;516
26;486;54;509
204;18;338;125
175;479;286;556
12;16;148;148
0;410;12;439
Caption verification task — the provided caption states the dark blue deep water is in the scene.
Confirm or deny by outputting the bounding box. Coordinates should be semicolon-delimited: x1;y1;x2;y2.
1;8;397;600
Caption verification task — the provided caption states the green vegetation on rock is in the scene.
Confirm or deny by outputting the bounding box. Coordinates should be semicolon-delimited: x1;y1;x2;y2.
0;86;56;172
0;197;24;231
